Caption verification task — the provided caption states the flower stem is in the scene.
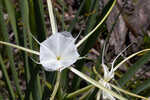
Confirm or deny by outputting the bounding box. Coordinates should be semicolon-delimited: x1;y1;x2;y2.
0;41;39;55
114;49;150;71
47;0;58;34
67;85;94;98
50;72;61;100
110;83;148;100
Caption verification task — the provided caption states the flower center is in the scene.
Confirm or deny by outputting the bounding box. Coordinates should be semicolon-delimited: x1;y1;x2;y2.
57;56;61;61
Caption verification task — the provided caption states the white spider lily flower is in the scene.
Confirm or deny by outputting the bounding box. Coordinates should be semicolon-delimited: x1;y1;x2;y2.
96;43;116;100
97;43;132;100
39;31;80;71
98;62;116;100
98;63;116;100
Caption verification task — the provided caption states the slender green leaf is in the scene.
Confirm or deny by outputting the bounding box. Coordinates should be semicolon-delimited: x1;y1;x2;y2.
28;0;37;38
3;0;19;45
0;55;15;100
76;0;116;48
59;0;65;31
19;0;31;83
118;51;150;87
132;78;150;94
0;3;23;100
32;74;42;100
28;2;46;98
19;0;32;99
33;0;47;41
0;95;3;100
67;0;86;32
24;66;41;100
67;85;94;99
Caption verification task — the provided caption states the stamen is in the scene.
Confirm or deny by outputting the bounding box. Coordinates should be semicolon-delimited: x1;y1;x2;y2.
57;56;61;61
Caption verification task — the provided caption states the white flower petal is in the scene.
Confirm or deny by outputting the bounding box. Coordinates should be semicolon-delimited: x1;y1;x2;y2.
102;63;115;81
103;91;116;100
41;60;61;71
60;31;74;40
59;59;77;70
40;43;56;66
99;80;116;100
41;33;61;56
61;43;79;59
102;64;109;78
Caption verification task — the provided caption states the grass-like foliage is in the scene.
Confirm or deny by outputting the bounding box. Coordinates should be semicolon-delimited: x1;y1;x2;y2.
0;0;150;100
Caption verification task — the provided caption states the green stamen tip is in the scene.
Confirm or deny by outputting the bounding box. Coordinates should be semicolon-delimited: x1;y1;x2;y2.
57;56;61;61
